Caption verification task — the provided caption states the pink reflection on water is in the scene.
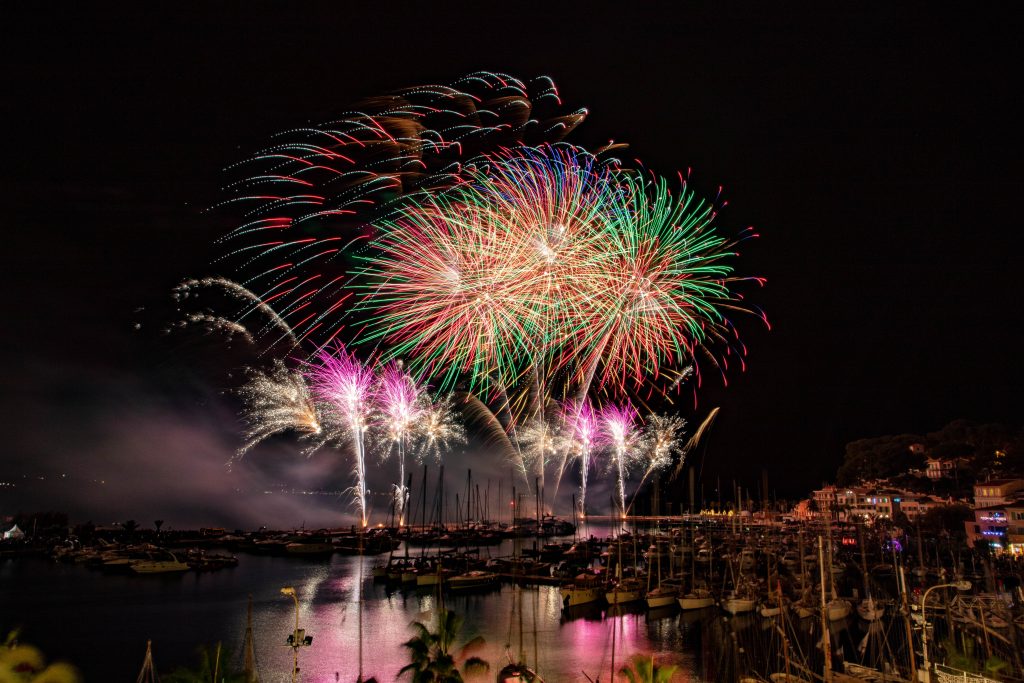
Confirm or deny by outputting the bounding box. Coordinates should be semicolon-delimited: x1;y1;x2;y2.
247;555;698;681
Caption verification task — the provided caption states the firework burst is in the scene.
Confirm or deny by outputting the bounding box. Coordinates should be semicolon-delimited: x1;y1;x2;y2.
203;74;764;518
572;173;748;396
600;402;641;521
358;144;756;422
305;344;375;527
414;394;467;463
375;362;425;525
234;361;335;460
561;399;599;517
516;415;563;497
626;413;686;515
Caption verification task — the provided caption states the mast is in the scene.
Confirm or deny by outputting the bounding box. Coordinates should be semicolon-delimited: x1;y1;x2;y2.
818;535;833;683
916;517;926;584
438;465;445;529
465;469;472;529
420;464;428;555
135;639;158;683
858;521;873;613
243;594;258;682
897;561;917;681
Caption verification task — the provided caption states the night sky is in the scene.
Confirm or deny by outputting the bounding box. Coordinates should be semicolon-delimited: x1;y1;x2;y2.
2;4;1022;525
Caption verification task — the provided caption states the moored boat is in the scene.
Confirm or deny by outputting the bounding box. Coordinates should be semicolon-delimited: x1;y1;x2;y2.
679;589;715;610
448;570;499;591
827;597;851;621
560;573;604;608
605;577;644;605
722;593;756;615
131;551;189;574
645;580;681;609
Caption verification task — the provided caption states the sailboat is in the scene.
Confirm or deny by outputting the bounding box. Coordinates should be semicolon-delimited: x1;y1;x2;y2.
679;525;715;610
822;522;851;621
645;537;681;609
560;571;604;608
855;523;884;622
721;549;755;615
605;529;644;605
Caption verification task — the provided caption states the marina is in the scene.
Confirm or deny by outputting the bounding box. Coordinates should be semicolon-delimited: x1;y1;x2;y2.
5;515;1024;681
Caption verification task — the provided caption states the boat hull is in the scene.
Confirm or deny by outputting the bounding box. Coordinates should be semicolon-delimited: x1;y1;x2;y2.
605;589;642;605
561;586;603;608
722;598;756;615
679;595;715;610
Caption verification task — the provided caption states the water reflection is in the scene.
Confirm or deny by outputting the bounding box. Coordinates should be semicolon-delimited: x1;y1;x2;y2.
2;540;710;682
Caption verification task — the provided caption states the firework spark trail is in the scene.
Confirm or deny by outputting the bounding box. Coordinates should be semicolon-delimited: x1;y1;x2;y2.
234;361;335;461
626;413;686;515
600;402;640;522
305;344;375;527
375;362;424;526
173;277;299;349
167;313;254;343
672;406;720;482
454;392;521;472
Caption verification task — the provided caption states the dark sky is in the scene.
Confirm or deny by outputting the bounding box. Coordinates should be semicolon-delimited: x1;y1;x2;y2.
2;4;1022;524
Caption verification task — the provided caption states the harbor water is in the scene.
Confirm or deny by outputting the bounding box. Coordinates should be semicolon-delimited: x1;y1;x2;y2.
1;532;707;681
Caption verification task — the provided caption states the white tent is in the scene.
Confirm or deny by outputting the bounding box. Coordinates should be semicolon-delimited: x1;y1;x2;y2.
3;524;25;539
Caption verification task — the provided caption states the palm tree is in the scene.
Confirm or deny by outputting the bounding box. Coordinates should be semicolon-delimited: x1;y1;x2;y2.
618;654;679;683
121;519;139;542
399;609;489;683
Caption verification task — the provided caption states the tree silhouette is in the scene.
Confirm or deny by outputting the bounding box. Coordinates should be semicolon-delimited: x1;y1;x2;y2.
121;519;138;541
399;609;488;683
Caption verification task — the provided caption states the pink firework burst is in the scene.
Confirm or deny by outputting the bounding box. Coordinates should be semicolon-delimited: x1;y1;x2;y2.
305;343;374;526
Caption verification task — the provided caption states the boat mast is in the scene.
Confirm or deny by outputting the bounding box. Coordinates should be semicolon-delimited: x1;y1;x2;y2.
897;559;917;681
818;535;833;683
420;464;428;558
243;594;258;682
135;639;158;683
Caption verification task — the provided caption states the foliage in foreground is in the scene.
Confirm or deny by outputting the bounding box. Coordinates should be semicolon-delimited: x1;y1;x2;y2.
399;609;489;683
0;630;80;683
618;654;680;683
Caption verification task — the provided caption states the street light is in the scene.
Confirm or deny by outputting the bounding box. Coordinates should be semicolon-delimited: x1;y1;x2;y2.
919;579;971;682
281;586;313;682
